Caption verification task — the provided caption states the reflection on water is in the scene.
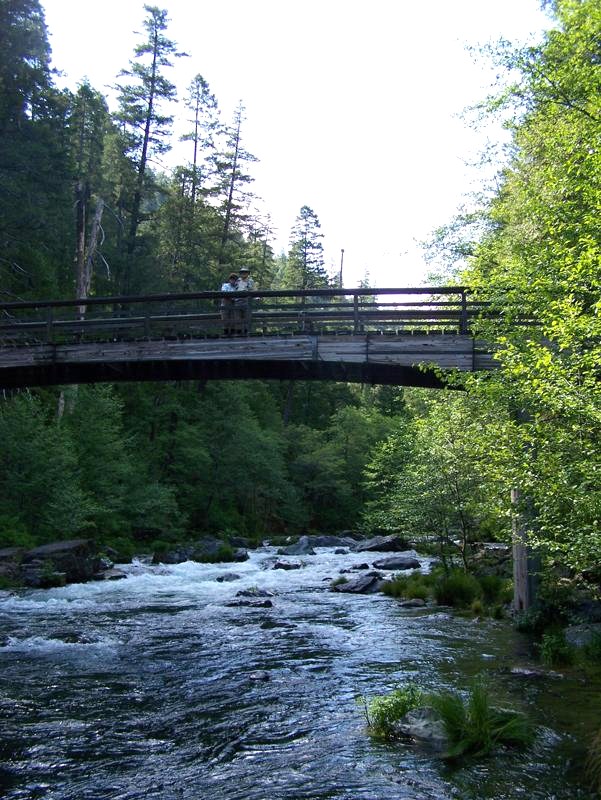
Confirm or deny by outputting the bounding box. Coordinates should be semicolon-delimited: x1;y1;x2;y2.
0;548;598;800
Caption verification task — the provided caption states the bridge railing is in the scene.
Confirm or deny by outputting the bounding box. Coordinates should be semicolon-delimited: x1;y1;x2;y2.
0;287;490;346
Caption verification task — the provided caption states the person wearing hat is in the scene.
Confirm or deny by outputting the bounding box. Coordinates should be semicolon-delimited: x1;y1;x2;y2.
234;266;255;335
220;272;239;335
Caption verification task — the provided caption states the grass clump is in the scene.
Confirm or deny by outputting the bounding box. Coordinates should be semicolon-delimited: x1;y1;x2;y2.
382;572;431;601
433;569;482;608
361;683;424;741
431;678;534;761
539;631;575;667
586;727;601;795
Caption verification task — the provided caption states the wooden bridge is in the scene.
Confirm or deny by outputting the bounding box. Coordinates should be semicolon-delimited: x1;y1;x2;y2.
0;287;497;390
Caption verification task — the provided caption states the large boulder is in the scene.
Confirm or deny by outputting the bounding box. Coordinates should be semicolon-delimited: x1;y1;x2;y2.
372;555;421;570
305;535;357;548
277;535;316;556
353;534;410;553
471;542;512;578
564;623;601;648
21;539;101;585
331;572;384;594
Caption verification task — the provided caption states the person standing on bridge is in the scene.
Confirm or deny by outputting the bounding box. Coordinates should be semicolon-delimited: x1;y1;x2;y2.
220;272;239;335
234;266;255;335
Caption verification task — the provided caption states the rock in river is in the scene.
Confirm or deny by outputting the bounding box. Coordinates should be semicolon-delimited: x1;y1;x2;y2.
372;555;421;570
331;573;384;594
352;534;410;553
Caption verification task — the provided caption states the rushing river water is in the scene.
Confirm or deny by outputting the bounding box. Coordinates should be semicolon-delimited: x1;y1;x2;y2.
0;547;599;800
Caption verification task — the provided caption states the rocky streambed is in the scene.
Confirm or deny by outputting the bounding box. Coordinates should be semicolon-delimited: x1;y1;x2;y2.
0;542;599;799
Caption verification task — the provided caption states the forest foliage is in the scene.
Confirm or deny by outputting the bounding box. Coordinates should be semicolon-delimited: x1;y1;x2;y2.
0;1;599;591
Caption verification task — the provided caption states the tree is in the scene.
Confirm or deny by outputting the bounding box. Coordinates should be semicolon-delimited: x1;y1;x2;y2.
68;81;111;302
181;73;219;205
451;0;601;577
0;0;72;299
362;393;507;567
114;4;187;290
213;101;258;266
286;205;330;289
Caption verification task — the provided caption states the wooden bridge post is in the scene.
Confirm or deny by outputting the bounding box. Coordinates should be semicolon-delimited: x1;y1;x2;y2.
353;294;360;334
459;290;469;335
45;308;54;343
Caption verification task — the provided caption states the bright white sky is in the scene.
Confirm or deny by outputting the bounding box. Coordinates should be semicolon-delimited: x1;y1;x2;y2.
41;0;550;288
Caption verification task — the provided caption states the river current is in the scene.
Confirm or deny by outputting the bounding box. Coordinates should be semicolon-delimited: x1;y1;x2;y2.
0;547;598;800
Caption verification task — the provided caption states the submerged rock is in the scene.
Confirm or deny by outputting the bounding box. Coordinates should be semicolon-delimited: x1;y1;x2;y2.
272;560;302;570
215;573;241;583
226;599;273;608
236;588;274;599
509;666;565;679
249;670;270;682
94;568;128;581
398;598;426;608
393;707;447;751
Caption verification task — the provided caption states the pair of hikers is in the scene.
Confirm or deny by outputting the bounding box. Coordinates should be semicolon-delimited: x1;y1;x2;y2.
220;266;255;335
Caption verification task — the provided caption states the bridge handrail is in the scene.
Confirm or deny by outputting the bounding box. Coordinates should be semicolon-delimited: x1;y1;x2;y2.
0;286;514;346
0;286;474;311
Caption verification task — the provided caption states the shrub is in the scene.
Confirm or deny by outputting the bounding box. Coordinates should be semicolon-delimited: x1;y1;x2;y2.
0;515;36;550
471;599;484;616
583;633;601;663
434;569;482;608
362;683;424;741
431;678;534;761
382;573;430;601
477;575;508;604
194;543;237;563
514;581;574;636
101;536;136;563
539;631;575;667
331;576;348;588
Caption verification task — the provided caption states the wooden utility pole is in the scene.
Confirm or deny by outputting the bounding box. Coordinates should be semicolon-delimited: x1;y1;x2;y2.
511;409;540;611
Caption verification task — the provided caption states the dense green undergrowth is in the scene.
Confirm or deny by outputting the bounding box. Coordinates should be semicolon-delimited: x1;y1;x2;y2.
382;568;512;618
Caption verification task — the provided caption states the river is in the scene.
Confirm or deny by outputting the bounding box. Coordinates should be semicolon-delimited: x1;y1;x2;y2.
0;546;598;800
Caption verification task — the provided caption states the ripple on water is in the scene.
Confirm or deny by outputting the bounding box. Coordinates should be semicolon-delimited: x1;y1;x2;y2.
0;547;598;800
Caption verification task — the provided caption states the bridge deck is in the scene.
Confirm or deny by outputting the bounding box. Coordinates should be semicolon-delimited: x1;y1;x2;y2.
0;334;496;390
0;287;499;388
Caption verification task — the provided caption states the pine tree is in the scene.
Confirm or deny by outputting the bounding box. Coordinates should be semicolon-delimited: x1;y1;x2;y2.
287;205;330;289
114;4;187;291
0;0;72;298
213;102;258;266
